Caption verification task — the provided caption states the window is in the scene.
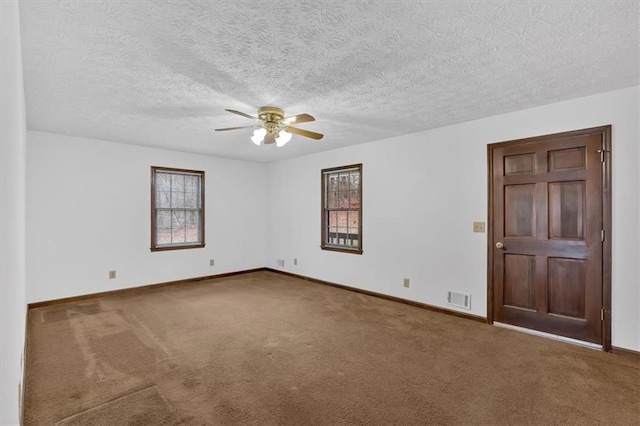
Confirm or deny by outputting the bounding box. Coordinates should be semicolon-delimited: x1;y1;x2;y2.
151;166;205;251
321;164;362;254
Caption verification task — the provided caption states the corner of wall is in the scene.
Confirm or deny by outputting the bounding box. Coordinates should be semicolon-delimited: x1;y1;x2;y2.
1;1;29;424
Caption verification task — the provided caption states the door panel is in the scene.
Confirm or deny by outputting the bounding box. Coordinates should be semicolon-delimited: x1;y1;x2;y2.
489;128;609;345
504;185;535;237
548;147;586;171
548;257;586;318
548;181;585;239
505;153;536;174
503;254;535;310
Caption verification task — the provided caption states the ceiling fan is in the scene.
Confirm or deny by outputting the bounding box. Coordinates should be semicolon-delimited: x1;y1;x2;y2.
215;106;323;147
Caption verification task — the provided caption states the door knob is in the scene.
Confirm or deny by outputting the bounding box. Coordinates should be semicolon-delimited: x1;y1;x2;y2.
495;242;504;249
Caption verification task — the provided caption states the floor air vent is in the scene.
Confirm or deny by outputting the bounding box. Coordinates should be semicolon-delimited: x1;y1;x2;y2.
447;291;471;310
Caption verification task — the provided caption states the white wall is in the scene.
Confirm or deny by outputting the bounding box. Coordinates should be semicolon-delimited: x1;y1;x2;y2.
26;131;267;303
1;1;28;424
267;86;640;351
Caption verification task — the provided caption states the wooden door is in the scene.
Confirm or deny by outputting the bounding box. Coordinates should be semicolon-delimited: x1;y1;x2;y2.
488;126;611;347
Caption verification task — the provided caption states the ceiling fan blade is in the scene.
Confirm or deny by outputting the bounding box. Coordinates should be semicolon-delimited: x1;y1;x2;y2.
287;126;324;140
225;109;257;120
214;125;255;132
264;132;276;145
283;113;315;124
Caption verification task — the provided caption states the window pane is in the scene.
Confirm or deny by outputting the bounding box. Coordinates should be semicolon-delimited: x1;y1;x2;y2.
185;175;199;193
184;191;198;209
156;191;170;208
171;191;185;208
185;210;199;226
329;227;339;244
350;171;360;190
171;174;185;192
156;210;172;245
349;190;360;208
171;209;186;244
347;210;359;234
172;210;185;227
157;210;171;228
338;173;349;192
336;211;348;228
336;191;349;209
185;211;200;243
157;228;171;245
171;226;186;244
157;173;171;191
328;211;337;227
327;189;337;209
185;227;199;243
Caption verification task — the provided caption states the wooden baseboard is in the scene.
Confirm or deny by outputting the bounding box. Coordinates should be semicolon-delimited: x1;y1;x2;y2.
611;346;640;359
27;268;269;309
266;268;487;324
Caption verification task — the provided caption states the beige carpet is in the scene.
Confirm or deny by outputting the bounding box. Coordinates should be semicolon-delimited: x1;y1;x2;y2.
24;271;639;425
55;386;176;425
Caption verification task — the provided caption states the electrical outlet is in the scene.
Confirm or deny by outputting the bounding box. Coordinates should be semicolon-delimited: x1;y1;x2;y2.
473;221;486;233
109;270;116;279
277;259;285;267
209;259;215;266
403;278;410;288
294;258;298;265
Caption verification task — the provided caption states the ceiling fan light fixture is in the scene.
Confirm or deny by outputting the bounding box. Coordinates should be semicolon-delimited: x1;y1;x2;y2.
216;106;323;146
275;130;292;147
251;128;267;145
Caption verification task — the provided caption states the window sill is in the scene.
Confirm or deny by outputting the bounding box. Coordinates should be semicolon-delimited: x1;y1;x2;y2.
150;243;205;252
320;245;363;255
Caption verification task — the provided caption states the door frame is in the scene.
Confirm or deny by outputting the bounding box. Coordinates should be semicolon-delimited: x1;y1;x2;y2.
486;125;612;351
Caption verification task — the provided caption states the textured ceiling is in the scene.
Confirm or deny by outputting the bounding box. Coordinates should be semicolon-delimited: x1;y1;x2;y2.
19;1;639;163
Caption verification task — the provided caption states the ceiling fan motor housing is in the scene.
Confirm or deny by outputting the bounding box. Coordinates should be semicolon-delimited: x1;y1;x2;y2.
258;106;285;134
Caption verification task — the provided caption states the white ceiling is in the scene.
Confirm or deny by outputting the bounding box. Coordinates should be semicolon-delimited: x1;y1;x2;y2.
18;1;639;163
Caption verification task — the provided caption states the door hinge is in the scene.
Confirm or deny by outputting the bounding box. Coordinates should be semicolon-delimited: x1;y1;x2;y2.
601;229;605;242
600;309;605;321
